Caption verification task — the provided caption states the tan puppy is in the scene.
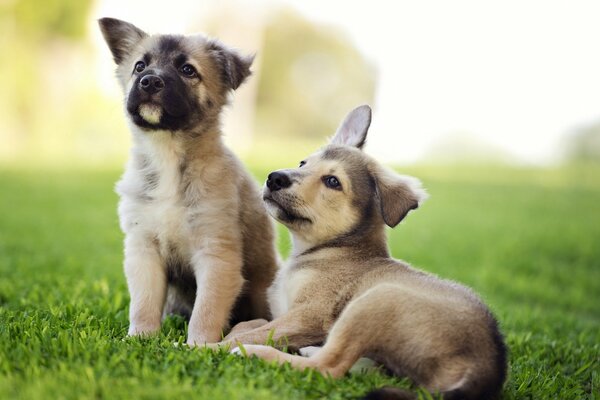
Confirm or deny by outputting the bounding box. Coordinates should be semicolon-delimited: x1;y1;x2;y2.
98;18;278;345
219;106;507;399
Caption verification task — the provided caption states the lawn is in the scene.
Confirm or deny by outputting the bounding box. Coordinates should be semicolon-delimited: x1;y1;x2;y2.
0;163;598;399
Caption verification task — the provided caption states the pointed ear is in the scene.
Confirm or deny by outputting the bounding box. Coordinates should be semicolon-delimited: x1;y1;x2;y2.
207;40;254;90
330;105;372;149
372;166;428;227
98;18;148;64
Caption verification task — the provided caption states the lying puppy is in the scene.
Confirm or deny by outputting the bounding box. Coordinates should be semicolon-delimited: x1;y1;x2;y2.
220;106;507;399
98;18;278;345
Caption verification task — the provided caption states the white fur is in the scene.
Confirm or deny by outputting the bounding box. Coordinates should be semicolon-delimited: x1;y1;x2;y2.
138;104;162;125
267;262;316;319
117;131;188;336
117;126;245;344
397;174;429;205
330;105;372;148
299;346;321;357
230;346;243;355
117;130;187;247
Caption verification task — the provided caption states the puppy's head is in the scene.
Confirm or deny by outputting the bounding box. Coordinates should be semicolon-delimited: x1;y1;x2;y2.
263;105;427;246
98;18;253;132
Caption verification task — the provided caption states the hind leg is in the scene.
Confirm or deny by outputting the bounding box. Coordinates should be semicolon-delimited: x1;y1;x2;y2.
233;286;395;378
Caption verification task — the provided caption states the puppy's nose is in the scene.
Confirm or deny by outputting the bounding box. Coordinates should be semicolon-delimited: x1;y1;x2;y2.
139;74;165;94
266;171;292;191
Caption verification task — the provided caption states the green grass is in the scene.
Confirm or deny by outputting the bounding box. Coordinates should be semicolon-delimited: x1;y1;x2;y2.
0;164;599;399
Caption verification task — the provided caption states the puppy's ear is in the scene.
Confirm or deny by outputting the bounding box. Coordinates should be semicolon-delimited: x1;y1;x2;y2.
207;40;254;90
98;18;148;64
372;166;428;227
330;105;372;149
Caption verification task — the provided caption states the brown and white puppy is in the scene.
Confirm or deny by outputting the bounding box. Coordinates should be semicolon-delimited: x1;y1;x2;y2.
98;18;278;345
219;106;507;399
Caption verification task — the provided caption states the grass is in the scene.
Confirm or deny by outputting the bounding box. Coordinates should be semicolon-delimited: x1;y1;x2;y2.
0;163;598;399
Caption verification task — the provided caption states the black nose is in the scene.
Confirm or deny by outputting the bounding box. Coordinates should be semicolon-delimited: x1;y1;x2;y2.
139;74;165;94
266;171;292;192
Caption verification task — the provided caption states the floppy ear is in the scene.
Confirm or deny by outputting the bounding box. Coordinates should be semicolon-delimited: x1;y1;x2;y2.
330;105;372;149
373;166;428;227
207;40;254;90
98;18;148;64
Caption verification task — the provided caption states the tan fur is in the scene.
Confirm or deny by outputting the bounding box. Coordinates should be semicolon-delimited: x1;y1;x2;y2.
99;18;278;345
220;106;507;399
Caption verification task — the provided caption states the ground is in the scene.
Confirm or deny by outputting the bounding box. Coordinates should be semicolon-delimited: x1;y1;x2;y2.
0;164;598;399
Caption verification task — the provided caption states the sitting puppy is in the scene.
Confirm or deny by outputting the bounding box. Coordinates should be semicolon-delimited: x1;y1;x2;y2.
98;18;278;345
220;106;507;399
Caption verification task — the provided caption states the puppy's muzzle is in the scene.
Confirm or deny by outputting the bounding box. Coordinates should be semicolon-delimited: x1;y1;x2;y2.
139;74;165;95
266;171;291;192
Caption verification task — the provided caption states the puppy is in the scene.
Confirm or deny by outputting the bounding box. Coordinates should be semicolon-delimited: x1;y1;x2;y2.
98;18;278;345
219;106;507;399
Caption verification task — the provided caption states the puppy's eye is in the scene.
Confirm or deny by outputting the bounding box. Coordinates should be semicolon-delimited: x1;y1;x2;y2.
323;176;342;190
298;161;306;168
180;64;198;78
134;61;146;73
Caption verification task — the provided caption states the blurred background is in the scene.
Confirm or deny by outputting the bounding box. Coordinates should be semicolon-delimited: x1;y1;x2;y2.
1;0;600;168
1;4;599;397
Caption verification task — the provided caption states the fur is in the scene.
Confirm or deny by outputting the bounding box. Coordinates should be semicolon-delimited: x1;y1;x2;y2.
98;18;278;345
218;106;507;399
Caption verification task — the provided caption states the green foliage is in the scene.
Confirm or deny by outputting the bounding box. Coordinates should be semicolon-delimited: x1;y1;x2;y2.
255;9;376;140
1;0;93;40
0;165;598;399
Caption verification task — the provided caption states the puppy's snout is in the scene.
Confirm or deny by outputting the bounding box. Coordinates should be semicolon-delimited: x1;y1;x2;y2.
266;171;291;192
139;74;165;94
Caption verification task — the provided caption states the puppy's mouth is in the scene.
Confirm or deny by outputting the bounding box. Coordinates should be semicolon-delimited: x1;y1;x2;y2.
137;103;163;125
126;88;195;131
263;194;312;225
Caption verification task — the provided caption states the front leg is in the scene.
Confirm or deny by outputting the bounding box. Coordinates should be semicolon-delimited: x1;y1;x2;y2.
187;246;244;345
224;319;269;341
124;234;167;336
221;307;325;351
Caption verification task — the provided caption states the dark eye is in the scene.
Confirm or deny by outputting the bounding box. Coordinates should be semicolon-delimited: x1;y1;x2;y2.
299;161;306;168
323;176;342;190
180;64;198;78
134;61;146;73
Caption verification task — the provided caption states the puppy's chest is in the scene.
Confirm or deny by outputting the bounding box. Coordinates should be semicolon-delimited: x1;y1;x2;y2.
118;153;212;248
268;265;325;318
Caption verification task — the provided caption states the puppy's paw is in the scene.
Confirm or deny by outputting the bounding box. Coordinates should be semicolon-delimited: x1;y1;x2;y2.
186;335;210;347
299;346;322;358
230;346;244;356
128;323;160;337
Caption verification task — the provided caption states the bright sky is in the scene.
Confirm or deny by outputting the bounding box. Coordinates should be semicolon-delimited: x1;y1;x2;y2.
93;0;600;164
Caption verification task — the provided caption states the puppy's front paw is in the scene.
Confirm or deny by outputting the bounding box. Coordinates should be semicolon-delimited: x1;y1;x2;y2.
299;346;322;357
230;346;244;356
186;336;208;347
128;324;160;337
230;344;279;361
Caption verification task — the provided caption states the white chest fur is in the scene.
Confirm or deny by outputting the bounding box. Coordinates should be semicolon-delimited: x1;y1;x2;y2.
267;262;315;318
116;132;195;258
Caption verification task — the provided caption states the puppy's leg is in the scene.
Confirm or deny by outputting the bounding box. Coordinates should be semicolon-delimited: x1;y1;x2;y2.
243;287;396;378
224;319;269;340
233;345;319;371
299;346;322;357
124;234;167;336
187;248;244;345
223;307;325;351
